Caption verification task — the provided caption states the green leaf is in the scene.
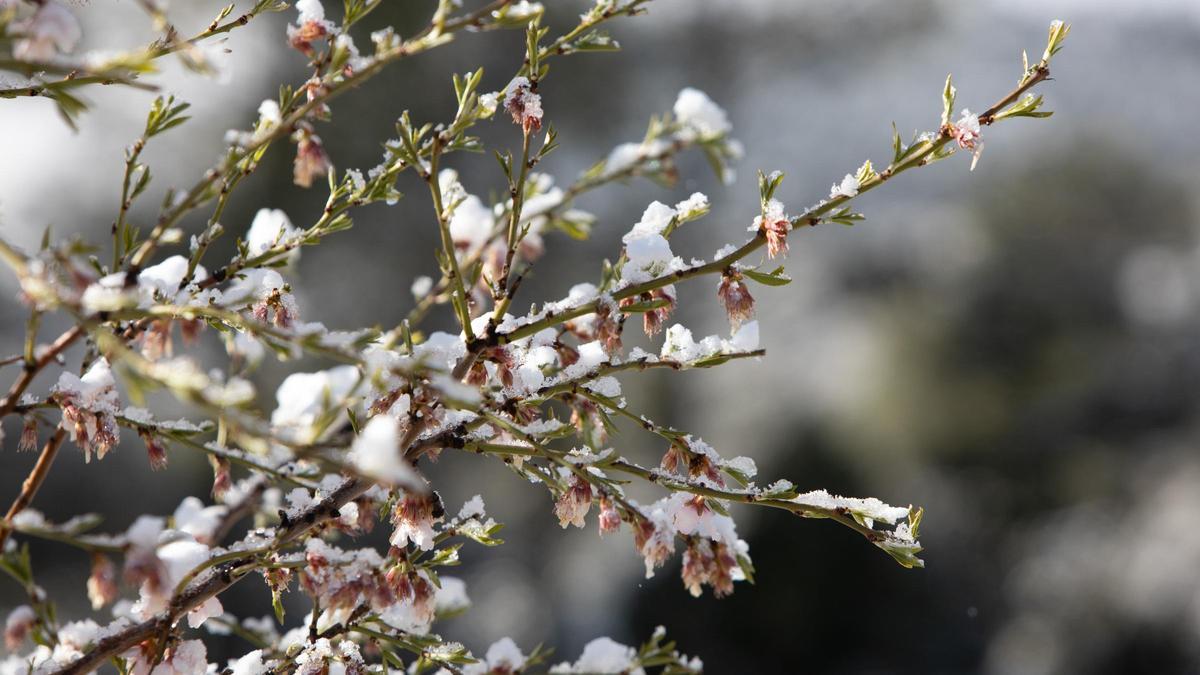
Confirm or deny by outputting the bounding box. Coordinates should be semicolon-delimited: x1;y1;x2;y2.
742;266;792;287
941;74;956;127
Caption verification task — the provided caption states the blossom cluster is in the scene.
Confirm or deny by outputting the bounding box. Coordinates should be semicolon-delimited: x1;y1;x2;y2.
0;2;1069;673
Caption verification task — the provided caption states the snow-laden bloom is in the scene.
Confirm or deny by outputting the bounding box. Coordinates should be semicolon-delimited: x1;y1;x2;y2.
12;2;82;61
51;358;120;462
349;416;423;489
829;173;859;199
270;365;359;442
128;638;209;675
287;0;335;54
717;271;755;330
173;496;227;545
4;605;35;651
554;473;593;528
949;108;985;170
597;496;621;536
464;637;527;675
131;537;224;628
633;507;676;579
504;77;543;134
550;637;644;675
230;268;299;328
752;198;791;259
389;493;442;551
673;87;731;140
246;208;301;262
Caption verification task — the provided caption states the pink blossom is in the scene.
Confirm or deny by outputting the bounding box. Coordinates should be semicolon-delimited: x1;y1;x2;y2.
18;416;38;452
948;109;985;170
389;492;442;551
753;199;791;259
554;474;593;528
598;496;621;536
12;2;81;61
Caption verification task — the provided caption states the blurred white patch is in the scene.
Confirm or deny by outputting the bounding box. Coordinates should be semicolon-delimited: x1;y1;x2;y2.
1116;245;1195;325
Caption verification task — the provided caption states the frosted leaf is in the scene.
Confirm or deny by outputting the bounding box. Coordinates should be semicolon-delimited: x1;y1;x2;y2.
584;376;621;398
604;142;642;174
791;489;911;525
457;495;486;521
674;192;710;221
723;456;757;479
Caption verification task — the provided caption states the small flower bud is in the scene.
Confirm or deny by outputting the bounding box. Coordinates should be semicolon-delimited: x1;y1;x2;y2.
4;605;35;651
717;271;755;330
293;131;332;188
140;429;169;471
598;496;621;536
87;553;119;610
553;474;593;529
210;456;232;501
18;417;38;452
504;77;543;134
754;199;791;259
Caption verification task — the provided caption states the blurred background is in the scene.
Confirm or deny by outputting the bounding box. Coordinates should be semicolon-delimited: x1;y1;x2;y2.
4;0;1200;673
